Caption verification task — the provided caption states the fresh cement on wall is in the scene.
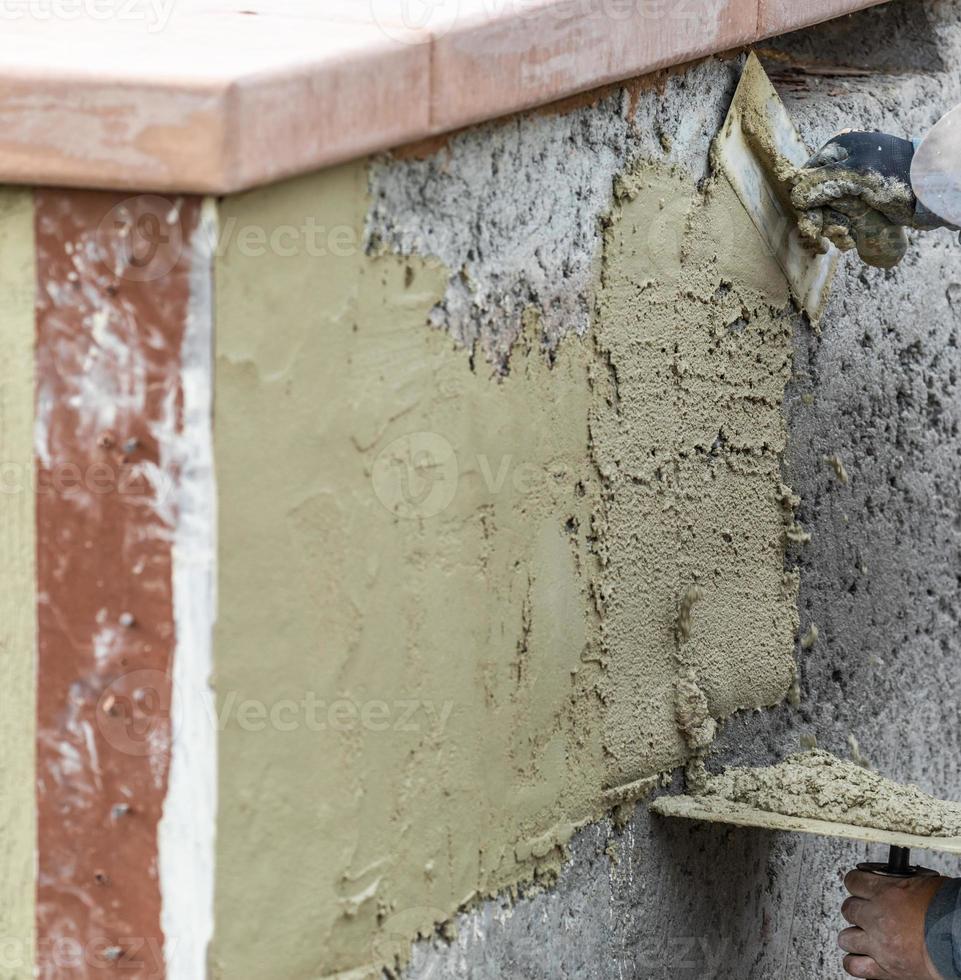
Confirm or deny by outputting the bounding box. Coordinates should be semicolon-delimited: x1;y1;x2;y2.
213;163;603;979
593;164;799;790
367;60;744;374
211;69;804;971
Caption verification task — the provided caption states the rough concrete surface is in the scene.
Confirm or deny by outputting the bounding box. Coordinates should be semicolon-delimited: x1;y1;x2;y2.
367;60;739;372
368;1;961;977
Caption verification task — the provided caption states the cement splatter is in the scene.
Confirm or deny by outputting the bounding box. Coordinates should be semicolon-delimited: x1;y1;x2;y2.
847;734;871;770
823;453;849;485
675;671;717;754
786;523;812;545
676;586;704;645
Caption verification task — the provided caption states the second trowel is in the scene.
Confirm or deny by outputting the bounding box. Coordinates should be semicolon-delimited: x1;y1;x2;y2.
713;52;838;322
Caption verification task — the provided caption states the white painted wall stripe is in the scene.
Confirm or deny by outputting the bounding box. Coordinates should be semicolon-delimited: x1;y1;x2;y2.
158;197;219;979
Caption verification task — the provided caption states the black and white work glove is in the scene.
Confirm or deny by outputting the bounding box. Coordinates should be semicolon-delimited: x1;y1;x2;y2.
792;131;951;269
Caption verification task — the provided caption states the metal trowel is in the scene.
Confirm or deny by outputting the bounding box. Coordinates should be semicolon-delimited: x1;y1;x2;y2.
651;793;954;879
713;52;839;323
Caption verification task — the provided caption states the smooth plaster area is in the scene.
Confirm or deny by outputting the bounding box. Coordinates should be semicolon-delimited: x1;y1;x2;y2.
212;162;601;979
212;126;801;973
0;188;36;980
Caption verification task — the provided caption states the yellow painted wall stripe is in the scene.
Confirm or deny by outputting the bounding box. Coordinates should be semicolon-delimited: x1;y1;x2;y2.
0;187;37;979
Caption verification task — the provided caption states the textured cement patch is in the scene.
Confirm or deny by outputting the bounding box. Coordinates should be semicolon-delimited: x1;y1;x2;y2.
367;59;741;373
593;163;800;788
212;148;802;976
0;187;36;979
700;750;961;837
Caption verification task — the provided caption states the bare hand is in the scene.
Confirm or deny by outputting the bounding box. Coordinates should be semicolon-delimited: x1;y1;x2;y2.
839;869;947;979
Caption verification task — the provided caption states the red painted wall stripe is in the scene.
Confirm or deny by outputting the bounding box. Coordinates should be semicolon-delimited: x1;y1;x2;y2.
35;191;200;978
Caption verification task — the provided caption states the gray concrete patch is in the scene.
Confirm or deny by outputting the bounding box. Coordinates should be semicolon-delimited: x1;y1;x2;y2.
367;60;738;373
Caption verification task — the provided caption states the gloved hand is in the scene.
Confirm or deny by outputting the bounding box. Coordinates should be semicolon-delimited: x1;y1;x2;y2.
792;131;949;269
839;868;948;979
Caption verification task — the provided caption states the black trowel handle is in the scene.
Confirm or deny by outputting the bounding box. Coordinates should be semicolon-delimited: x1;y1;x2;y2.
858;845;937;878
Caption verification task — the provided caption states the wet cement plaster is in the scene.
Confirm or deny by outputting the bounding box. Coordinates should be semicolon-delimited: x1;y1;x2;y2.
383;2;961;978
213;164;605;980
700;750;961;837
590;163;799;789
211;91;801;973
368;59;744;373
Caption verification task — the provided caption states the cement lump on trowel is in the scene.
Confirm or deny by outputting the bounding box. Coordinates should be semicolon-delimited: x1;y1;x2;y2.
699;750;961;838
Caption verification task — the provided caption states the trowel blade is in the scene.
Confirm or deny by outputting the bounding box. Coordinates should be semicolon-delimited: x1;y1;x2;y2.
651;794;961;857
713;52;838;323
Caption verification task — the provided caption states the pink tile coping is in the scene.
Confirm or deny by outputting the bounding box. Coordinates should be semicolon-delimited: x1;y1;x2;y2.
758;0;888;37
0;0;890;193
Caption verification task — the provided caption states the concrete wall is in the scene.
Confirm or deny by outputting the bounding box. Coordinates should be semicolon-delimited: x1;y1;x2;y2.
3;3;953;978
208;2;961;976
211;121;808;976
209;2;961;975
360;2;961;977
